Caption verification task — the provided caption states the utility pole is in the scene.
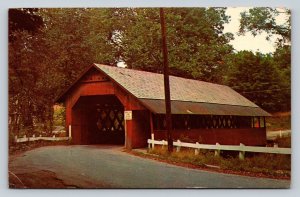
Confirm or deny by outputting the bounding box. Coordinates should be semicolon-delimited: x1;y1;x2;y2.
159;8;173;152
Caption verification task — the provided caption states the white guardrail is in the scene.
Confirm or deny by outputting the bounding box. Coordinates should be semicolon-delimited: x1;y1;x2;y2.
147;139;291;160
15;135;70;143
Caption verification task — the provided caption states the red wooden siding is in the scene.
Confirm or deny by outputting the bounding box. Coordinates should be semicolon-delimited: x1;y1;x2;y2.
153;128;267;146
131;111;151;148
65;68;147;149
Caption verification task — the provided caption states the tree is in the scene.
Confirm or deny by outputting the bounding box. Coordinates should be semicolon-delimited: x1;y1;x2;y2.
237;7;291;112
272;45;291;111
9;9;44;135
239;7;291;45
224;51;288;112
9;8;43;42
110;8;234;83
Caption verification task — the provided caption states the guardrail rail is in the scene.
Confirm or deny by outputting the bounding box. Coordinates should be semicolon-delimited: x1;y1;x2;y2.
14;135;70;143
147;138;291;160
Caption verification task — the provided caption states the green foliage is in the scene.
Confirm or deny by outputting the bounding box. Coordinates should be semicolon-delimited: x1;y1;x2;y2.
53;106;65;126
9;8;43;42
9;30;50;134
114;8;234;83
239;7;291;45
224;50;290;112
9;8;118;134
273;45;291;111
236;8;291;112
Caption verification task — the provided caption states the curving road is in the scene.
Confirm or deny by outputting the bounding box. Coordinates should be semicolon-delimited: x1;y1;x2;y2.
9;145;290;188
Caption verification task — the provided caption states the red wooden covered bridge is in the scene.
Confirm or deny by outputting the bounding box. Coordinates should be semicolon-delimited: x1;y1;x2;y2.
56;64;270;149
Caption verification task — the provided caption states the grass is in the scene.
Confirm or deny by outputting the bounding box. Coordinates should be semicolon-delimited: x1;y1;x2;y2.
274;135;291;148
9;140;71;156
147;145;291;179
266;112;291;131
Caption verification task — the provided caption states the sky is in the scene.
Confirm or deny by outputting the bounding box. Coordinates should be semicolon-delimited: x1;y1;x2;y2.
118;7;288;68
223;7;288;54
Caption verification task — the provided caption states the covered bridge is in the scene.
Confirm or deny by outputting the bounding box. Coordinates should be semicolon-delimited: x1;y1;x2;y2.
56;64;270;149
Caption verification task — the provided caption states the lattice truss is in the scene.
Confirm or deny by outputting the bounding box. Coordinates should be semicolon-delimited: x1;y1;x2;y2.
196;115;238;129
185;115;242;129
96;108;124;132
154;115;252;130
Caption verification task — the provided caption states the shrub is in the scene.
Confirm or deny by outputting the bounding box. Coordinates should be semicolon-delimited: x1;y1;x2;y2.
274;135;291;148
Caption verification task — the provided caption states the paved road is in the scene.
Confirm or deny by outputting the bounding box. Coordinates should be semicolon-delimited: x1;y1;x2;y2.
9;145;290;188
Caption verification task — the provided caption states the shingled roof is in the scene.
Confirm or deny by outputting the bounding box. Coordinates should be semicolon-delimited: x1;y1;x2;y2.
57;64;270;116
96;64;256;107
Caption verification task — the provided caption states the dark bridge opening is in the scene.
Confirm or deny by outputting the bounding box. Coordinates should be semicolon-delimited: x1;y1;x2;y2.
72;95;125;145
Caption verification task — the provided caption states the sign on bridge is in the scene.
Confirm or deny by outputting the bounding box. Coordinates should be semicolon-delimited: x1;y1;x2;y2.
124;111;132;120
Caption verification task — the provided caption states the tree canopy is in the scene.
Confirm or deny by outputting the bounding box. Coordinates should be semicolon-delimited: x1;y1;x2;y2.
236;7;291;112
239;7;291;45
111;8;234;83
224;51;290;112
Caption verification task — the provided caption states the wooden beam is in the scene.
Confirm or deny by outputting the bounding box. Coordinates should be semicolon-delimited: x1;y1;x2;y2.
149;111;154;135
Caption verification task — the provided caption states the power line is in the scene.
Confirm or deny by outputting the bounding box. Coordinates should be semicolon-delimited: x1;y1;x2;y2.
241;88;291;94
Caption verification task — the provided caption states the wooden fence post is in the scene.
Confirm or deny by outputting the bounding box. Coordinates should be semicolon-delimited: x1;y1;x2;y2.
214;143;220;157
176;140;181;152
162;140;166;149
31;134;35;142
195;142;200;155
239;143;245;160
151;133;155;149
279;130;282;138
69;125;72;139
